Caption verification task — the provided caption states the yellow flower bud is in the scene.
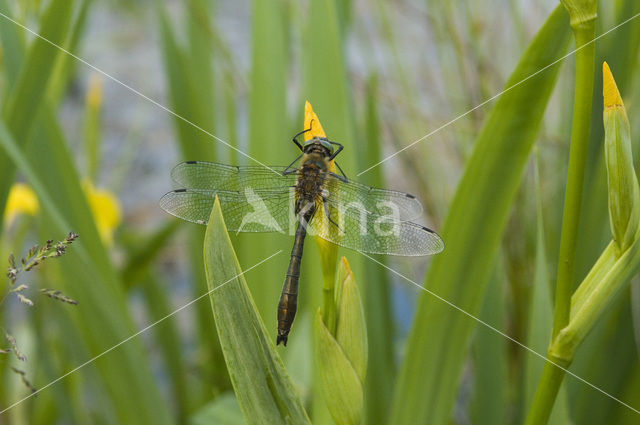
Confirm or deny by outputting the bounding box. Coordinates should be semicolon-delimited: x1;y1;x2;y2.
602;62;640;254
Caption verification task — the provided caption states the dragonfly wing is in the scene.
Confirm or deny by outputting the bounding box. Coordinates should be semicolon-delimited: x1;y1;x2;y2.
170;161;297;191
324;175;423;221
160;188;295;233
309;200;443;256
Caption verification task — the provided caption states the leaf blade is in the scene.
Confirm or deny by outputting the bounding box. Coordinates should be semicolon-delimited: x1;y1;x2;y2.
390;6;572;424
203;197;310;425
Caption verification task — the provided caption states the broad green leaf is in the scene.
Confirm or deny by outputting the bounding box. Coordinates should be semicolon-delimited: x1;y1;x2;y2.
470;258;507;425
390;6;572;424
203;197;310;425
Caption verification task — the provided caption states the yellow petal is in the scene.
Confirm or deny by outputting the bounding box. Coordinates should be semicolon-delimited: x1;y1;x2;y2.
3;183;39;225
603;62;624;109
83;180;121;245
304;101;327;140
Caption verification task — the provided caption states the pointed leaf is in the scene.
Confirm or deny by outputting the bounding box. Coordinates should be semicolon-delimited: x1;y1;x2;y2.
390;6;572;424
204;197;310;425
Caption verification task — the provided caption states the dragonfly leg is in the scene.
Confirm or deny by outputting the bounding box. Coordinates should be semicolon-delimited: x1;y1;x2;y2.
291;120;315;151
334;162;348;180
328;141;343;160
328;170;348;183
323;198;343;233
283;153;303;175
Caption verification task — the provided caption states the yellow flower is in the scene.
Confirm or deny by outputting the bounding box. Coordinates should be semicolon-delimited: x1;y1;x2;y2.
83;180;121;245
3;183;39;226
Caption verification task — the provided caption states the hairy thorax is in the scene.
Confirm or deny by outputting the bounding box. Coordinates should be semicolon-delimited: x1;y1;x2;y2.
295;152;329;215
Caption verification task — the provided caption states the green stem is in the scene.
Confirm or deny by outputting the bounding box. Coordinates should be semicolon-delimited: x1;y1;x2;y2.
552;24;596;339
528;17;596;425
525;356;571;425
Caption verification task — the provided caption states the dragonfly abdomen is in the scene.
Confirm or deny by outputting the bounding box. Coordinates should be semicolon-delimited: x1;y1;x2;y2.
277;208;314;346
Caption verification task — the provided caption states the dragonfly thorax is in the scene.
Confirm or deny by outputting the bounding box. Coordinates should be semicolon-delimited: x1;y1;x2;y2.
295;152;329;216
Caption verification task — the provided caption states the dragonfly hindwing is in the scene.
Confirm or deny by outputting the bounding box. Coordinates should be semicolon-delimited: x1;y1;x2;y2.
237;187;284;234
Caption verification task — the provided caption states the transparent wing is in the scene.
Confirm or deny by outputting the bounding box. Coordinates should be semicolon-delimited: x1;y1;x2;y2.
171;161;424;220
324;175;423;221
170;161;296;191
159;188;295;233
309;201;443;256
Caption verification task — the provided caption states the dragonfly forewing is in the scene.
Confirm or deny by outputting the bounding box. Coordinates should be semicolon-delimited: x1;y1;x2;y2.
171;161;296;191
170;161;424;221
324;175;424;221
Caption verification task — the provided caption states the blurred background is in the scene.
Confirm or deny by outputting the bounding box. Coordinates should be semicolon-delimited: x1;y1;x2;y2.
0;0;639;424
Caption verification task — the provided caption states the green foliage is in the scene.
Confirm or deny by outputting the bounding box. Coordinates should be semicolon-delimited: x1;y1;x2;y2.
390;6;572;425
203;197;310;425
1;1;640;424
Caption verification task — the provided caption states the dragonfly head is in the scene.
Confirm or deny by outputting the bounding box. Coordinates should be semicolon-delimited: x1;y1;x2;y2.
303;137;334;156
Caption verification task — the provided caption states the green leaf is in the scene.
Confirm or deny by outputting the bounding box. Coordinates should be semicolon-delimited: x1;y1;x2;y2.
237;0;291;332
389;5;572;424
470;258;507;425
359;74;395;425
155;1;227;396
203;197;310;425
523;151;570;424
0;0;75;228
0;121;172;424
190;393;245;425
314;309;363;425
140;272;191;421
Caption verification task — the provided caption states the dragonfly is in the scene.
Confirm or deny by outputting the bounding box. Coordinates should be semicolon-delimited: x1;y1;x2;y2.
160;128;444;346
